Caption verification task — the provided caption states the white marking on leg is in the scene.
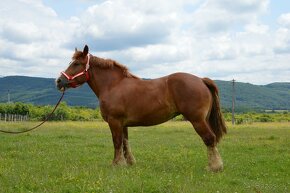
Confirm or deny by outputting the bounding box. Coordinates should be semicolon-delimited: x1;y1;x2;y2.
207;146;223;172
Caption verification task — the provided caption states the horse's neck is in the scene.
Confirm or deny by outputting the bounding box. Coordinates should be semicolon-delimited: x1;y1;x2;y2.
87;66;124;97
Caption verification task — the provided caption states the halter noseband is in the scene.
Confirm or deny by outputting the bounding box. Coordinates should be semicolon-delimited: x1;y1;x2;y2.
61;54;91;88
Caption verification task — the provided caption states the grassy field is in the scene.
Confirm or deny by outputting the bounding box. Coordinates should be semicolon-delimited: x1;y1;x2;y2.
0;121;289;193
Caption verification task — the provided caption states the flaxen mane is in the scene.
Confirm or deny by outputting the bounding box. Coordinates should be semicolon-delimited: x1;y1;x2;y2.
73;51;139;79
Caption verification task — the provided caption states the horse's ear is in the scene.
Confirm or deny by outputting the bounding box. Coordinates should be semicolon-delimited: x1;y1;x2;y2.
83;45;89;56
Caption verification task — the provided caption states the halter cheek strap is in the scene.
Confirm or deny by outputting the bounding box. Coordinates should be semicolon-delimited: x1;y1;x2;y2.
61;54;91;88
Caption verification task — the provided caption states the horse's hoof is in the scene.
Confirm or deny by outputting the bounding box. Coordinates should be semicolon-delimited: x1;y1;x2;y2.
126;156;136;166
206;164;223;172
112;158;127;166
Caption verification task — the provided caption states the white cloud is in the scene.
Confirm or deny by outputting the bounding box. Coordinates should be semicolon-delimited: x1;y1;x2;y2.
214;0;269;14
244;23;269;34
189;0;269;34
273;13;290;54
278;13;290;28
0;0;74;77
0;0;289;85
273;27;290;54
67;0;180;51
1;22;42;43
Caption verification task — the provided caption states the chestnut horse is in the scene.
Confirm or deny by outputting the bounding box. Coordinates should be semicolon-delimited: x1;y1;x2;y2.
56;45;227;172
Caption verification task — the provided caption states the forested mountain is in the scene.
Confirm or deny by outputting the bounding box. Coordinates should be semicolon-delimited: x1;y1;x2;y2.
0;76;97;108
0;76;289;111
217;80;290;111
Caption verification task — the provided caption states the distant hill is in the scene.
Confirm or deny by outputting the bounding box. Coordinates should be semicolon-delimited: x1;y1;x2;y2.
216;80;290;111
0;76;97;108
0;76;289;111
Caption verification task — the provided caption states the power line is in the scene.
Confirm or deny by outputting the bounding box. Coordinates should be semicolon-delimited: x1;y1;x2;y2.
232;79;236;125
7;90;11;103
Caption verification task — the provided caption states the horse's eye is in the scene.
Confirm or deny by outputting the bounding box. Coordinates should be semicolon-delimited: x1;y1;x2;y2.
73;62;81;66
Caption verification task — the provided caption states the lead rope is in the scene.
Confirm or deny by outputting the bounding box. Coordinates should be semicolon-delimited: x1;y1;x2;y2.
0;91;65;134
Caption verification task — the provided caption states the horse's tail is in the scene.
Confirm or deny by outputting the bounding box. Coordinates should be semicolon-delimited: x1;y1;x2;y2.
202;78;227;143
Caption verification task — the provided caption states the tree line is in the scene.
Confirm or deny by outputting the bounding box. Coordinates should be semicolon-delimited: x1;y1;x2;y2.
0;102;101;121
173;111;289;123
0;102;289;123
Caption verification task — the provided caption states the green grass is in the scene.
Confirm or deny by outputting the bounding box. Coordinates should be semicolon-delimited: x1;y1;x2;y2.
0;121;289;193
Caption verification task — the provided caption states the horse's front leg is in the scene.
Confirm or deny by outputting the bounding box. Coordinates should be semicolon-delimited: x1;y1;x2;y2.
108;118;126;165
123;127;136;165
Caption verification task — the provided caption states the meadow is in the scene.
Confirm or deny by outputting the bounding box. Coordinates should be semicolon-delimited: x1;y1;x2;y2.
0;121;289;193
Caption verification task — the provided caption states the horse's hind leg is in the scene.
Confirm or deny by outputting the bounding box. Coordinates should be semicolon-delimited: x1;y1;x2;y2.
123;127;136;165
190;119;223;172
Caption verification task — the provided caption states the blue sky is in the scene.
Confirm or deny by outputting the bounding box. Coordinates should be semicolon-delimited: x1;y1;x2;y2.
43;0;99;19
262;1;290;26
0;0;289;84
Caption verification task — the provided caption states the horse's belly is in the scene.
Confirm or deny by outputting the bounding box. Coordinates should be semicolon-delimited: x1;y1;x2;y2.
125;106;178;127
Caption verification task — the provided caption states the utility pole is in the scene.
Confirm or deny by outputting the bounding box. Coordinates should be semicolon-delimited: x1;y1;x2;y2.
232;79;235;125
7;89;10;103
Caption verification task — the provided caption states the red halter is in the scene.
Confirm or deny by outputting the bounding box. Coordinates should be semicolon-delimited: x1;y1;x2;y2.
61;54;91;88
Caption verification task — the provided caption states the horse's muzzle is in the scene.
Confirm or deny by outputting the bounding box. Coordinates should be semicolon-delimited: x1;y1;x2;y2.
56;76;68;91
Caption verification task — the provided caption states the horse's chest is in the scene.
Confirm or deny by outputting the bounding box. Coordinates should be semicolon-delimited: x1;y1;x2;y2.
99;98;125;119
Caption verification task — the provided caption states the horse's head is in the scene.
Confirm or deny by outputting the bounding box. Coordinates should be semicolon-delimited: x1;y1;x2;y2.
56;45;91;91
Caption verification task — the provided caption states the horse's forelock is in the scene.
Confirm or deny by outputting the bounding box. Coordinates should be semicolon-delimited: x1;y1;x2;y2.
72;51;84;60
